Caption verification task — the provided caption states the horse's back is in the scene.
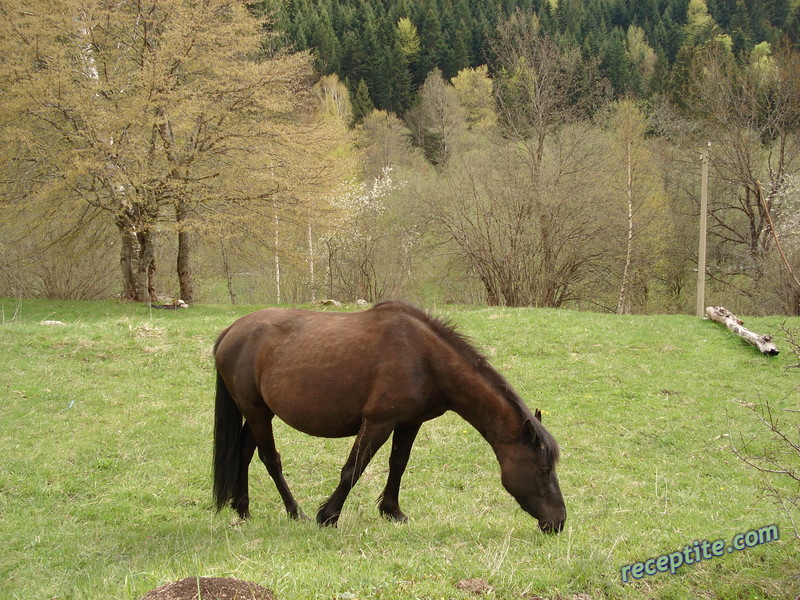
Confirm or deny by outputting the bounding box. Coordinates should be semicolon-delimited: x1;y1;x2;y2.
214;305;445;438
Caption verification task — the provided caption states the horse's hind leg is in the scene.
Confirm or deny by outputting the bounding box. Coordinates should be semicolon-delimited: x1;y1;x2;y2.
250;417;308;520
317;419;394;527
378;424;421;522
232;423;257;520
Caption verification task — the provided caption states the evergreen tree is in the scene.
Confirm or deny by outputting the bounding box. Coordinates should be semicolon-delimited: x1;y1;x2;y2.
415;6;445;86
766;0;791;30
657;5;687;62
396;17;421;58
747;0;771;41
375;19;413;113
707;0;736;30
351;78;375;125
602;28;634;97
731;0;755;58
786;6;800;50
648;52;672;96
262;0;797;112
443;22;472;79
669;44;703;113
311;8;341;74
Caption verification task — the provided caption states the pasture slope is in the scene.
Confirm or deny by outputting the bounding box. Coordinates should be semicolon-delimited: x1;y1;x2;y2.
0;299;797;600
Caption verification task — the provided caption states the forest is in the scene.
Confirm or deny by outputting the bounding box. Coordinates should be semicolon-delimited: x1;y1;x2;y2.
1;0;800;314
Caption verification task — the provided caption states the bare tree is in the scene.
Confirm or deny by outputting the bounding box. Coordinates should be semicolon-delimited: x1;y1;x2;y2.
696;46;800;268
425;13;610;307
604;100;668;314
429;133;608;307
492;12;608;184
405;69;465;167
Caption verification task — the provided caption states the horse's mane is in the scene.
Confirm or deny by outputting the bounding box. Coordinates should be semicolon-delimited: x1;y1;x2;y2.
373;301;560;462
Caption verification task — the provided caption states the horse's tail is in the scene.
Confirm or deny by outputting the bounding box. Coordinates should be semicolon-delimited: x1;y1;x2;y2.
212;368;243;513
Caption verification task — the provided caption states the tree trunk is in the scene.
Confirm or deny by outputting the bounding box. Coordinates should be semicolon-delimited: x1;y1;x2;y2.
307;221;316;302
274;210;282;304
706;306;780;355
119;226;137;300
135;229;157;303
617;141;634;315
176;198;194;304
219;241;237;305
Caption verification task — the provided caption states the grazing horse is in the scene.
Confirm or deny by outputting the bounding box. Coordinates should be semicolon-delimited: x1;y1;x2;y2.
212;301;566;532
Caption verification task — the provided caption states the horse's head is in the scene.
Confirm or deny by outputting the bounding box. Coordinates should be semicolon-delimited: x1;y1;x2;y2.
499;409;565;533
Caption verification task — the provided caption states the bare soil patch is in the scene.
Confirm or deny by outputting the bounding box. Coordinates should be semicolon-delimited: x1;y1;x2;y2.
140;577;275;600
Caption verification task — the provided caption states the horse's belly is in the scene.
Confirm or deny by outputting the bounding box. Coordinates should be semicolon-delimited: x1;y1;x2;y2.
264;377;370;438
277;409;362;438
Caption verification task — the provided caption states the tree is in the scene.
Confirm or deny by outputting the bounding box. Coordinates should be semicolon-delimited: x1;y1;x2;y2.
316;74;353;126
698;46;800;266
428;132;609;308
351;78;375;125
359;110;416;178
0;0;328;303
684;0;734;55
602;28;635;97
626;26;657;96
405;69;465;167
396;17;421;60
374;18;413;113
414;6;445;86
604;99;668;313
451;65;497;131
322;168;414;301
492;11;608;182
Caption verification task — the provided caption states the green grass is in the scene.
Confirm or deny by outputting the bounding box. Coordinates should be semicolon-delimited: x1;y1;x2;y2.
1;299;798;599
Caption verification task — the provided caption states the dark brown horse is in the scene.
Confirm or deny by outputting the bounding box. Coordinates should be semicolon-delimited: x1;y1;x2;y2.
212;301;566;532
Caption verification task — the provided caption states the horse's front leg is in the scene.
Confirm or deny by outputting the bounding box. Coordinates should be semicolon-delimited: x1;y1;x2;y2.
250;416;308;521
317;419;394;527
378;424;421;522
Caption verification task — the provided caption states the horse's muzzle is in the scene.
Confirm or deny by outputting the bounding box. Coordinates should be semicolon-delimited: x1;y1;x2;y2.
539;519;565;534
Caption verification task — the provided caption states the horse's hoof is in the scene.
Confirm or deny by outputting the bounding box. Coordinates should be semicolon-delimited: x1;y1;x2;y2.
380;507;408;523
316;511;340;527
289;508;311;521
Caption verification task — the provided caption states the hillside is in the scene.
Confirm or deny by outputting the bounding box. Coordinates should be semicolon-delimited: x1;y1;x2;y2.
262;0;800;113
1;299;797;599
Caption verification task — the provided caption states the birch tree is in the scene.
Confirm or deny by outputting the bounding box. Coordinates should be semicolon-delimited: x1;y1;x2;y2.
605;100;668;314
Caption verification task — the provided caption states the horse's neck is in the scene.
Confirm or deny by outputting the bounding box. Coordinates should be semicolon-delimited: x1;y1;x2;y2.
441;364;522;448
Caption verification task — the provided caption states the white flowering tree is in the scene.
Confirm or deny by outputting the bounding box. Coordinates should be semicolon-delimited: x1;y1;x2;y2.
321;167;417;301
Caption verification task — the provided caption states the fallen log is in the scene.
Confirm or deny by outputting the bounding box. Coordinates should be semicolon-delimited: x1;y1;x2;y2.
705;306;779;356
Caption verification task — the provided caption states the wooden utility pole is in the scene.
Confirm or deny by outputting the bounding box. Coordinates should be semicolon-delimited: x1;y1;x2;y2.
696;143;710;318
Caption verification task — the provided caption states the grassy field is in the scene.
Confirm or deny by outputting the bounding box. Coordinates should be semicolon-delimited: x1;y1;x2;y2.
0;298;798;600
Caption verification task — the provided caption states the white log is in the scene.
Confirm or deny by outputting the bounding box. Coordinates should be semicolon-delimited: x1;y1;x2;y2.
705;306;779;356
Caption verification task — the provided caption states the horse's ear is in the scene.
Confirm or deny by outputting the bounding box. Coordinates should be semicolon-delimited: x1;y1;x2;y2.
534;409;542;422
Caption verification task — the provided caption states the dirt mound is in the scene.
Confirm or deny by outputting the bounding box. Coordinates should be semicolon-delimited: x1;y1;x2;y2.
455;578;493;595
140;577;275;600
